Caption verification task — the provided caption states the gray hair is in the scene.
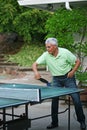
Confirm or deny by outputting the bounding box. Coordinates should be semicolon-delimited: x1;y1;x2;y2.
45;38;58;46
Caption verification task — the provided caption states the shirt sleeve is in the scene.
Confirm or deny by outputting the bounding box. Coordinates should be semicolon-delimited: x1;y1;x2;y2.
36;52;46;65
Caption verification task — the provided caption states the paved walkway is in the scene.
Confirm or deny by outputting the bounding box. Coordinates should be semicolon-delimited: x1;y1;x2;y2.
0;70;52;85
28;101;87;130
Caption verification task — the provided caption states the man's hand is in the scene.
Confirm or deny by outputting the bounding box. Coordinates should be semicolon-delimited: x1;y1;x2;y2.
67;70;74;78
67;58;81;78
34;72;41;80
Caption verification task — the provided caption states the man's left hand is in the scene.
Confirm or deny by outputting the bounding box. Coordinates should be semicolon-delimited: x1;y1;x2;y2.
67;70;74;78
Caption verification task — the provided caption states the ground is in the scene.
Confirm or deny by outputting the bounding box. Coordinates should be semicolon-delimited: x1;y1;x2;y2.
0;69;52;85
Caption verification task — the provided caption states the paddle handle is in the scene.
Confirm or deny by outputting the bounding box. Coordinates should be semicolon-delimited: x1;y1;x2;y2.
39;78;51;87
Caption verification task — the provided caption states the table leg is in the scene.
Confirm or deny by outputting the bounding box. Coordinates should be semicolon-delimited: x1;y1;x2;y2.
3;108;6;130
25;103;30;130
12;107;14;120
68;96;70;130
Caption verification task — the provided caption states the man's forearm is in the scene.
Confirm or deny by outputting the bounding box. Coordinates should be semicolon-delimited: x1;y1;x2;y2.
67;59;81;78
32;62;41;79
32;62;38;73
72;59;81;73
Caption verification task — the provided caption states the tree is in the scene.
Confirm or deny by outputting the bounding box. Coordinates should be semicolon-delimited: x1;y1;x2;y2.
0;0;24;32
13;9;50;43
45;8;87;50
0;0;50;43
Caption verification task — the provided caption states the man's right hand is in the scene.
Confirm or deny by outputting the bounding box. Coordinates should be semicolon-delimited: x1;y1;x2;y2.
32;62;41;80
34;72;41;80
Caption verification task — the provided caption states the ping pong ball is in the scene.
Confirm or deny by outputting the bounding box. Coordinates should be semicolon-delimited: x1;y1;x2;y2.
13;84;16;87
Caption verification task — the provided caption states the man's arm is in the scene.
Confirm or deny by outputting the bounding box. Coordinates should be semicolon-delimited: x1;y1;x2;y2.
32;62;41;79
32;62;51;86
67;58;81;78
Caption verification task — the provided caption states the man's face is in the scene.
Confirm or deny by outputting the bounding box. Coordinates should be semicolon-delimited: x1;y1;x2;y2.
45;43;57;55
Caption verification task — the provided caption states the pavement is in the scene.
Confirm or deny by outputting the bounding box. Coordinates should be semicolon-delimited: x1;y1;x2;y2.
0;70;87;130
29;101;87;130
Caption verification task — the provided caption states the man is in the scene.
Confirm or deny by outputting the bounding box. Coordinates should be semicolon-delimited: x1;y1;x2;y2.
32;38;86;130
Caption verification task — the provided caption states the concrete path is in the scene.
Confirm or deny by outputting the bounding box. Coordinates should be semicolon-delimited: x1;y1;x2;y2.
28;101;87;130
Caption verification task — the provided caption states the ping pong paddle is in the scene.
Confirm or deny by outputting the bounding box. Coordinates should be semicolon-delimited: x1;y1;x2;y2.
38;78;51;87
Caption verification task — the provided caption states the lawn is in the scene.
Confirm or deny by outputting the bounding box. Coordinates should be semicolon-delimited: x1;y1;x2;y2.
8;44;45;67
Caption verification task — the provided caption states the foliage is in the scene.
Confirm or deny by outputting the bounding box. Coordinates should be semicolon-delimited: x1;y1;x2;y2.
45;8;87;50
73;42;87;62
13;9;50;43
0;0;24;32
8;44;45;67
76;69;87;87
0;0;50;43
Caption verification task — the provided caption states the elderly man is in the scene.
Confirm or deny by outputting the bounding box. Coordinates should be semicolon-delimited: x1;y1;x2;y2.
32;38;86;130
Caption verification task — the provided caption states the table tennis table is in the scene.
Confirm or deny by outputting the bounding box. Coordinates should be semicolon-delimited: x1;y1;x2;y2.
0;83;84;130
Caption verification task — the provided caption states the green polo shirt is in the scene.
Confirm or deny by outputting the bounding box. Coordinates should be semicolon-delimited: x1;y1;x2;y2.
36;47;76;76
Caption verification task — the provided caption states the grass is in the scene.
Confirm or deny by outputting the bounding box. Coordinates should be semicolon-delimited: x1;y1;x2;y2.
8;44;45;67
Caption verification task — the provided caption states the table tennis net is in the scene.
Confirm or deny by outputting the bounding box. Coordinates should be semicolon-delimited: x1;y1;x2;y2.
0;87;41;102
